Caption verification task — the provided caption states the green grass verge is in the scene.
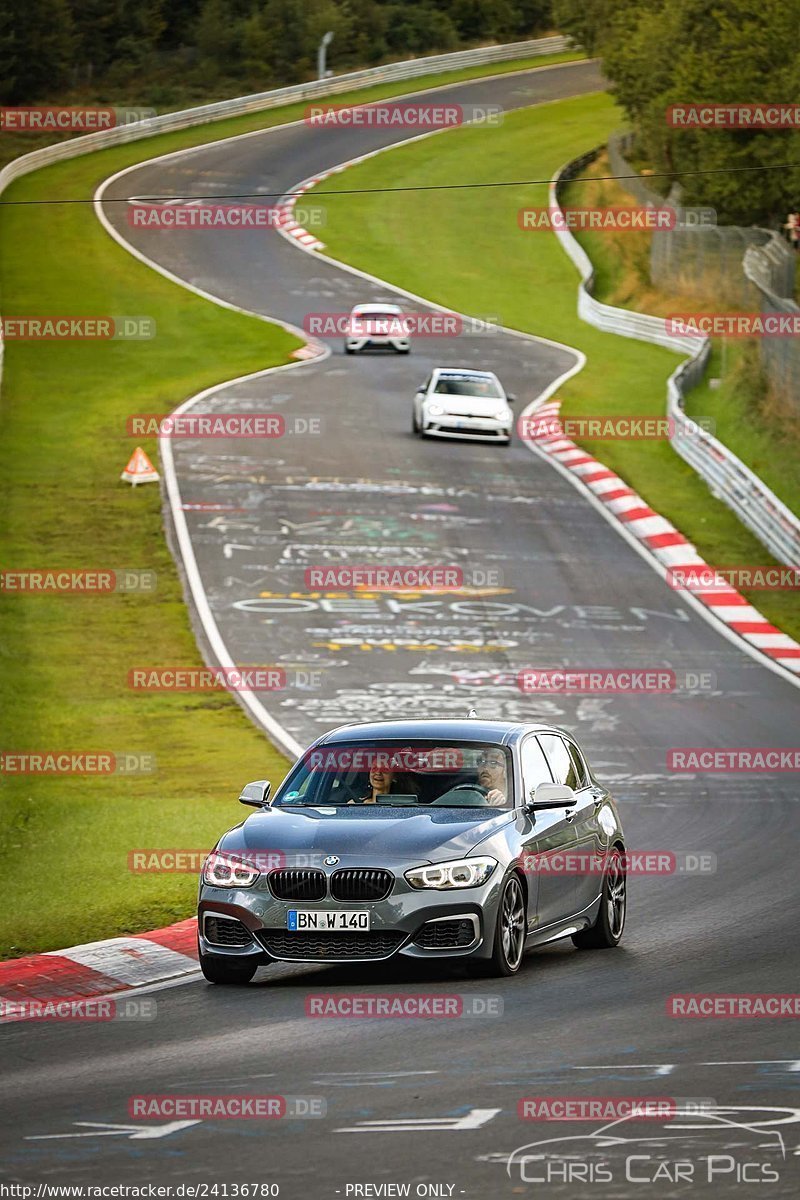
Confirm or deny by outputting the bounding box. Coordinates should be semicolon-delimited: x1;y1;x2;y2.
0;155;302;961
683;343;799;520
0;52;589;959
560;154;800;523
306;91;800;641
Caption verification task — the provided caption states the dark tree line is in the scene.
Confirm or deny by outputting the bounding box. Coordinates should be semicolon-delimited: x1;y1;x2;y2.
554;0;800;224
0;0;553;106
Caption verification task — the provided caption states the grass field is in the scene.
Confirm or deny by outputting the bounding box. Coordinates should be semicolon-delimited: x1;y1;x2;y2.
0;52;590;959
0;155;301;959
308;91;800;642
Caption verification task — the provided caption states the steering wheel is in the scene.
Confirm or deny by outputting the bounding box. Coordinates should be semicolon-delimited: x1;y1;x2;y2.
451;783;489;796
334;780;366;804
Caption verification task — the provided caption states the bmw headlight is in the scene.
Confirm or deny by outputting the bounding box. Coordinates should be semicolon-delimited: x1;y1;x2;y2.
203;851;259;888
405;856;497;890
427;402;445;416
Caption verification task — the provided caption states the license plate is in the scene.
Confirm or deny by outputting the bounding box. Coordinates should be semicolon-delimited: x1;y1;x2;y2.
287;910;370;932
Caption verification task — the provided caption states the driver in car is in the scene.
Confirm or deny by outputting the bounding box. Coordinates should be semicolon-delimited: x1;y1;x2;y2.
477;751;508;807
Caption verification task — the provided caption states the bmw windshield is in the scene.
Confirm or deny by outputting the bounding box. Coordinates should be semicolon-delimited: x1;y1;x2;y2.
272;741;513;810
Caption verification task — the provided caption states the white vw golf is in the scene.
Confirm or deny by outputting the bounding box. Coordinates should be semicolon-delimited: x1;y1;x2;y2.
412;367;515;444
344;303;411;354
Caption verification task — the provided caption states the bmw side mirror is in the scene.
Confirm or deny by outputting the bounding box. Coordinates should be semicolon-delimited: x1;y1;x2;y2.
528;781;575;810
239;779;271;807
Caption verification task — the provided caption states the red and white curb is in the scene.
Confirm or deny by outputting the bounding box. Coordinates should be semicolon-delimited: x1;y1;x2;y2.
275;176;331;252
527;402;800;674
0;918;199;1017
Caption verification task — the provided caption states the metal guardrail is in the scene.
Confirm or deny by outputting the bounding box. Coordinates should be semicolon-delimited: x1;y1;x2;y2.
0;36;568;195
0;34;568;391
551;151;800;567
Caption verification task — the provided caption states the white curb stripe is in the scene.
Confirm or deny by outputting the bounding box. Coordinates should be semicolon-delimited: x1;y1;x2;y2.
47;937;197;986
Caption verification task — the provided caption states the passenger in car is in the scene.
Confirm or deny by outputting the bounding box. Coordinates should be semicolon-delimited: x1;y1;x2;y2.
349;766;420;804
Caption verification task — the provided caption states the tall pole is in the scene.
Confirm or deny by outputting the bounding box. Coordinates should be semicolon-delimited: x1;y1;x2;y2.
318;31;335;80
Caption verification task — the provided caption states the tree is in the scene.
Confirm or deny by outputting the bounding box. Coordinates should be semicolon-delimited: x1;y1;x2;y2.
1;0;75;101
576;0;800;224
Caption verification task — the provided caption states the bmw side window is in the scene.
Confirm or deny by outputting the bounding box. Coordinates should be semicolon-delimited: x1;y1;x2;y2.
537;734;578;790
520;736;553;803
565;741;589;790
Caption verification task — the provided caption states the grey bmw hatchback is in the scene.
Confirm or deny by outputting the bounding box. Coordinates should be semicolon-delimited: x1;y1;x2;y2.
197;719;626;982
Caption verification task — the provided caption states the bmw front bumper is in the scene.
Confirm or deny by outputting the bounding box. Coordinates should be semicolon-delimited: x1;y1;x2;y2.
197;868;506;965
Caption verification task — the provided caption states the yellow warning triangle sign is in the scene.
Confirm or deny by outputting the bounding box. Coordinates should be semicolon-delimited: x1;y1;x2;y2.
121;446;159;486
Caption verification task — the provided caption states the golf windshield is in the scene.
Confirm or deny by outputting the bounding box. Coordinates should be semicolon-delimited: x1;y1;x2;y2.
433;376;503;398
272;741;513;810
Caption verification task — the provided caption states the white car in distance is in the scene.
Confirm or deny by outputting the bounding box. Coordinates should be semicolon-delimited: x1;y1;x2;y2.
413;368;515;445
344;303;411;355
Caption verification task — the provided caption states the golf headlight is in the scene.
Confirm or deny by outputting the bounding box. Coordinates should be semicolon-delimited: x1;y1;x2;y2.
405;856;497;890
494;408;511;421
203;851;259;888
427;402;445;416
